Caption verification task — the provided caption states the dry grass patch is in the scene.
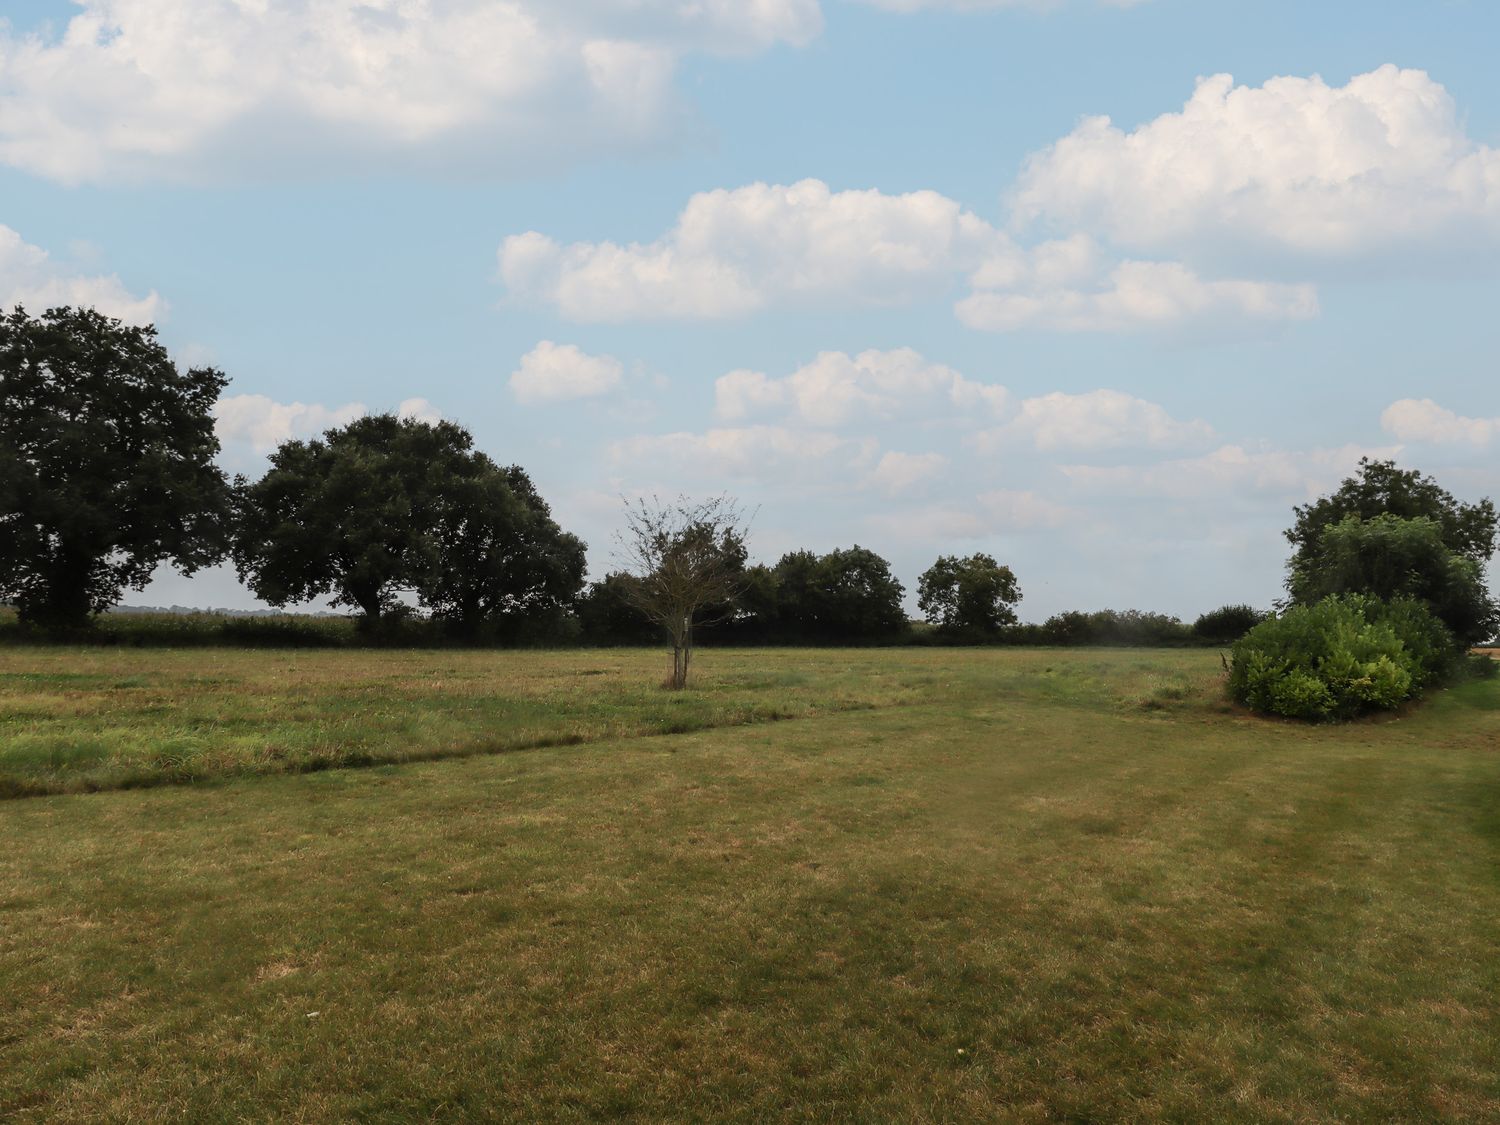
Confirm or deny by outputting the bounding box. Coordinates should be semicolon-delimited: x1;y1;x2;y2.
2;648;1497;1119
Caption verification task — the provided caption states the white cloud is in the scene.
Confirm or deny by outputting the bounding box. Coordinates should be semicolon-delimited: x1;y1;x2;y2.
510;340;623;403
958;255;1318;333
973;389;1215;452
0;224;163;324
1013;65;1500;265
869;451;948;495
1381;398;1498;446
213;394;366;455
0;0;821;184
714;347;1009;426
1061;443;1398;501
866;489;1073;539
503;181;1320;334
857;0;1148;9
213;393;450;463
608;424;875;481
500;179;1003;321
396;397;443;424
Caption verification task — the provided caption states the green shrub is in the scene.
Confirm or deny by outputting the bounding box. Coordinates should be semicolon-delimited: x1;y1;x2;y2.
1036;609;1191;647
1362;596;1457;689
1229;595;1454;722
1191;604;1267;644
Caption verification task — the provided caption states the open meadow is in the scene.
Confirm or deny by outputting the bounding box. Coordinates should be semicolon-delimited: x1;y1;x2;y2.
4;645;1499;1120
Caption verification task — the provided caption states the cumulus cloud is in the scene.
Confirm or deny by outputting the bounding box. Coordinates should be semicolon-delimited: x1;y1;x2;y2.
510;340;623;403
609;424;876;481
974;389;1215;452
858;0;1148;8
501;179;1003;320
0;0;821;183
396;397;443;424
1013;65;1500;266
213;394;367;455
870;451;949;495
712;349;1210;459
502;180;1320;333
866;489;1073;539
0;224;164;324
1381;398;1498;446
1061;443;1397;500
213;393;447;460
714;347;1008;425
958;254;1318;333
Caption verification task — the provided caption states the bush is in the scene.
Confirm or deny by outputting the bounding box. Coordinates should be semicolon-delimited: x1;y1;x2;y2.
1037;608;1191;647
1192;604;1267;644
1229;595;1455;722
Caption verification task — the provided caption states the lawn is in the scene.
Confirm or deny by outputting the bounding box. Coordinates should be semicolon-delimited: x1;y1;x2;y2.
3;646;1498;1120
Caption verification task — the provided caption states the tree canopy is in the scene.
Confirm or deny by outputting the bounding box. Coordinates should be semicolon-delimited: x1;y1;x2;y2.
918;553;1021;635
1288;513;1496;647
233;414;583;631
0;306;231;627
421;463;586;637
769;546;907;642
1287;458;1497;571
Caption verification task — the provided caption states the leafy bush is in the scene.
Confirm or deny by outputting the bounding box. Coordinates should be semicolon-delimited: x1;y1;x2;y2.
1362;596;1458;689
1192;604;1267;644
1288;513;1497;647
1038;609;1192;647
1229;595;1454;722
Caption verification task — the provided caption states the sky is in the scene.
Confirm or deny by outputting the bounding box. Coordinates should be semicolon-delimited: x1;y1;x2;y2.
2;0;1498;621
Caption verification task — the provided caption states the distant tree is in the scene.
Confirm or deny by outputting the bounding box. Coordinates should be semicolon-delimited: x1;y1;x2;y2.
235;415;579;634
1191;604;1267;644
720;563;780;644
772;546;907;642
1288;458;1496;574
0;306;231;628
576;573;659;645
617;495;749;689
918;553;1021;635
421;464;586;638
1288;513;1496;647
234;414;453;625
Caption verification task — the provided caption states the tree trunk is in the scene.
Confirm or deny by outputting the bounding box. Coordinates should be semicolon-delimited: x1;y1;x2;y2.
668;614;691;690
19;546;96;630
349;582;384;631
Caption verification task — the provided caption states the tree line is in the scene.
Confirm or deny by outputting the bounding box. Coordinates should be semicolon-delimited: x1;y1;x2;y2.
9;306;1492;698
1;306;1273;655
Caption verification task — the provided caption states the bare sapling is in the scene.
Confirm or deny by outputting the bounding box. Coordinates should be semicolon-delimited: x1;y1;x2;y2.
617;495;750;689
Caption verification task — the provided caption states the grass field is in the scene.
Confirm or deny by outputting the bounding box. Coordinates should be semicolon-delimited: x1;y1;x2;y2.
4;646;1499;1120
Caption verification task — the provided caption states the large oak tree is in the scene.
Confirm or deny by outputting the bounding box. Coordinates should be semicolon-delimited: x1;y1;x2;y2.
0;306;230;627
234;414;584;631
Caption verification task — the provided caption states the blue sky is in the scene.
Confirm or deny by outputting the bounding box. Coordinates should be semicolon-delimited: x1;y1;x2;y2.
2;0;1498;620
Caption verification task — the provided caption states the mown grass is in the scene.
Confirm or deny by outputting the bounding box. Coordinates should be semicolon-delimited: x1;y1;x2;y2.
0;646;1222;797
3;647;1498;1120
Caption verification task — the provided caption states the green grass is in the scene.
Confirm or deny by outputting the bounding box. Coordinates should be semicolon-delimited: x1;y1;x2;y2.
0;646;1219;797
3;647;1498;1120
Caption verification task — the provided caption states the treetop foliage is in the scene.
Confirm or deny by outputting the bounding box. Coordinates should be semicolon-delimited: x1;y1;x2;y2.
233;413;584;633
0;305;231;627
1287;457;1497;569
1288;512;1496;646
766;545;907;642
917;553;1021;635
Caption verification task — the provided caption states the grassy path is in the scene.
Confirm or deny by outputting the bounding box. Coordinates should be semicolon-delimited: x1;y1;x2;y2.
3;648;1498;1119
